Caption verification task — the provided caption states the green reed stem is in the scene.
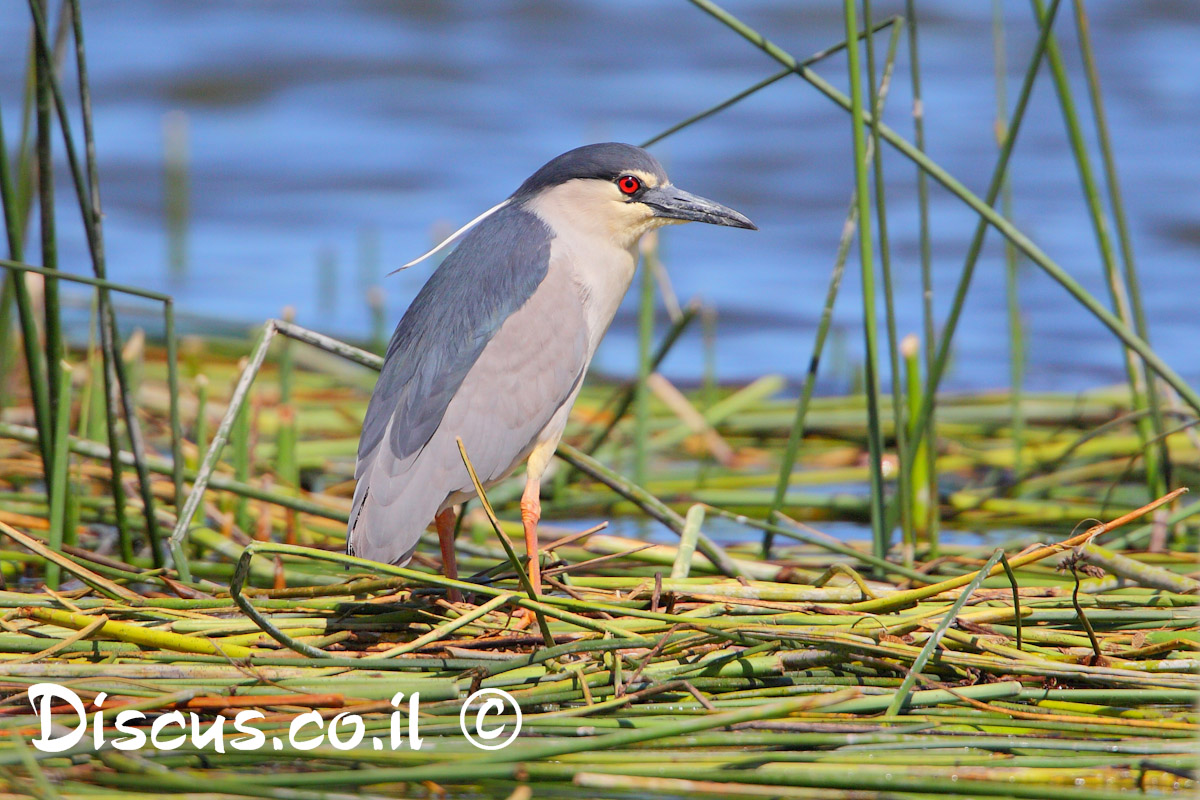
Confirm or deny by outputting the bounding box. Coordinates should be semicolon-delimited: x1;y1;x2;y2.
641;16;900;150
577;303;696;474
763;21;901;558
697;303;717;487
169;319;383;553
1069;0;1167;497
164;301;184;513
1030;0;1163;502
276;310;299;489
842;0;887;561
864;2;911;556
901;335;925;562
232;368;253;534
903;0;938;552
634;238;656;488
170;323;275;551
993;0;1026;478
0;105;52;473
34;0;64;466
886;548;1005;716
44;359;72;588
30;0;163;565
690;0;1200;433
671;504;705;579
0;104;17;415
191;375;208;473
558;441;742;579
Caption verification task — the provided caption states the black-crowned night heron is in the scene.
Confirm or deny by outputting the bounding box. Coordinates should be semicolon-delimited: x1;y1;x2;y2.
349;142;755;595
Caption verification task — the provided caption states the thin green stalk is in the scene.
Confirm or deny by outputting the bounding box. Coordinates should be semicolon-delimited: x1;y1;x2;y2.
1070;0;1168;497
993;0;1026;478
0;257;184;562
191;374;208;472
169;319;384;552
863;1;911;555
163;109;189;285
1030;0;1163;501
690;0;1200;428
44;359;72;589
764;18;902;558
885;548;1006;715
34;0;64;462
634;236;656;488
170;323;276;551
903;0;937;556
85;339;104;442
697;303;716;488
670;504;705;579
582;303;696;458
557;441;743;579
164;301;183;513
277;310;299;490
0;102;51;468
232;368;253;534
29;0;162;565
842;0;887;560
641;16;901;150
456;437;554;644
901;335;926;562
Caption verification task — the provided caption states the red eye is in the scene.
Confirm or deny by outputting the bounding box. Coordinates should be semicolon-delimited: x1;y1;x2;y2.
617;175;641;195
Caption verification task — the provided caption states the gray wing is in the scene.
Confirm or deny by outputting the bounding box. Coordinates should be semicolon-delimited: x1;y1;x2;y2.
348;206;589;564
357;203;554;467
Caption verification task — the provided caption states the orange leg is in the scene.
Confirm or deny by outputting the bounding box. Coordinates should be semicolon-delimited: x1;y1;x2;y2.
520;479;542;594
435;508;462;604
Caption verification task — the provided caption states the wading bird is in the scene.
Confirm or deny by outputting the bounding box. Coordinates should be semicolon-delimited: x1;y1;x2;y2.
349;143;755;595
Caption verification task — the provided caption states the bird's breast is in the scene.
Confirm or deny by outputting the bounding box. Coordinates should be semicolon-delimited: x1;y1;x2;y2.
545;233;638;359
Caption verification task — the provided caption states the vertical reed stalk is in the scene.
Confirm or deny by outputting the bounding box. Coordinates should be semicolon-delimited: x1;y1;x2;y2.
902;0;938;548
843;0;887;560
901;335;926;562
993;0;1026;477
694;2;1198;419
763;22;902;557
1029;0;1162;501
863;1;911;553
32;0;159;563
45;359;71;588
0;105;52;466
276;309;299;489
192;374;208;470
163;110;189;285
891;0;1065;526
34;0;64;463
164;302;183;511
86;338;104;441
697;303;717;488
633;235;657;488
232;363;253;533
1069;0;1168;495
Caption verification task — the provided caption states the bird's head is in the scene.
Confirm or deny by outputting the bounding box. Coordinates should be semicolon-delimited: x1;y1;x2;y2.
514;142;756;249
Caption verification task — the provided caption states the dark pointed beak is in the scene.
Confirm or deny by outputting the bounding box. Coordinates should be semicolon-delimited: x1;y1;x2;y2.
641;185;757;230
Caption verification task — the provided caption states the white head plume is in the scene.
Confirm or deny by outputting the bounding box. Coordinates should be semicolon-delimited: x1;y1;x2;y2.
388;198;511;275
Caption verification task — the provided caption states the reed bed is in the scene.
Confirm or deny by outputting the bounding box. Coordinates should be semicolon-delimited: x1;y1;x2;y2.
0;0;1197;797
0;340;1191;798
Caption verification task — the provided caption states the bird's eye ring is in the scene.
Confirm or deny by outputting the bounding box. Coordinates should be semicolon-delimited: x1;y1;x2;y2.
617;175;641;195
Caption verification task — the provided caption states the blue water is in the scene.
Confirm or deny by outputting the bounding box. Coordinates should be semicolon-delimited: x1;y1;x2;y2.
1;1;1197;392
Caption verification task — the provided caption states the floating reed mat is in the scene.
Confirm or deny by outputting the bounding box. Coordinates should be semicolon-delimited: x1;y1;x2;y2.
0;481;1193;798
